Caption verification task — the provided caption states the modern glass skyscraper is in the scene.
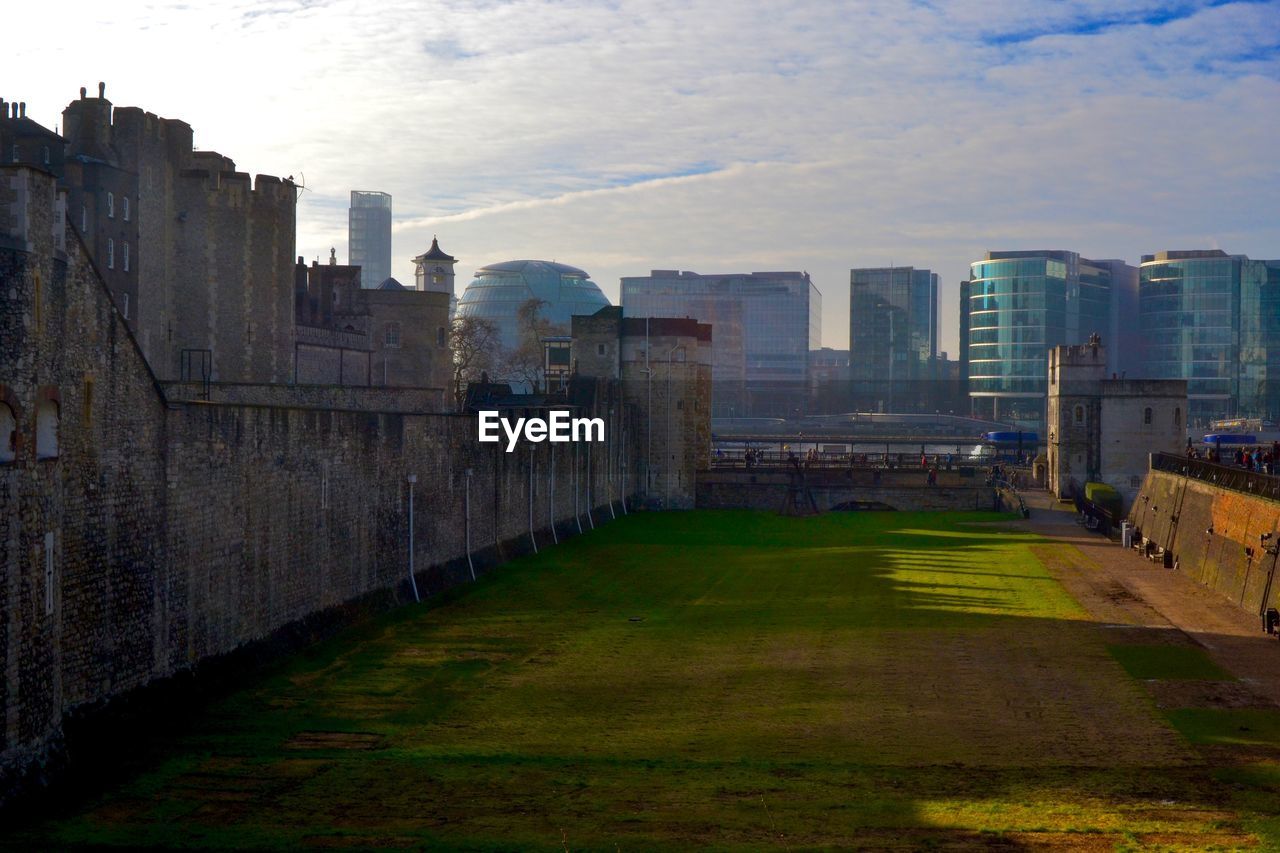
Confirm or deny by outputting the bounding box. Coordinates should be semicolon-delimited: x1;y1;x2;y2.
621;270;821;417
849;266;938;411
1139;250;1280;424
348;191;392;288
966;250;1112;427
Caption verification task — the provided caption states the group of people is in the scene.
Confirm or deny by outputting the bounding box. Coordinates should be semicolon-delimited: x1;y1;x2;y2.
1187;440;1280;474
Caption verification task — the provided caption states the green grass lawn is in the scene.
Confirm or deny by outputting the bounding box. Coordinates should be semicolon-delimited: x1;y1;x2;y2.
7;510;1280;850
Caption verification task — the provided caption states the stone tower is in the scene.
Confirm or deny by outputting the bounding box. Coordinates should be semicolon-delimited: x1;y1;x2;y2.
413;236;457;295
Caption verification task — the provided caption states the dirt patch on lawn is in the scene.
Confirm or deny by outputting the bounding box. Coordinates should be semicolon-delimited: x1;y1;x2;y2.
1030;544;1169;627
1149;679;1277;710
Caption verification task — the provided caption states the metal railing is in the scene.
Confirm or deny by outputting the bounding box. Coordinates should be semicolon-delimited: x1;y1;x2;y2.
1151;451;1280;501
710;452;988;471
993;478;1029;518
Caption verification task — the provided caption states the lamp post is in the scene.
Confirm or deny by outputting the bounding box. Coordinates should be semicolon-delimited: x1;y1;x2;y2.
666;343;685;509
407;474;420;602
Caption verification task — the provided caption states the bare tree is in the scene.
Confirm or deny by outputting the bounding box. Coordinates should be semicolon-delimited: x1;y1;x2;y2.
450;315;499;409
501;298;564;393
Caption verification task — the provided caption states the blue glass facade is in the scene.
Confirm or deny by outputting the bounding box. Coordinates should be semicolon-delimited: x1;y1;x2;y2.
1139;250;1280;424
348;191;392;289
966;250;1112;427
457;260;610;352
850;266;938;381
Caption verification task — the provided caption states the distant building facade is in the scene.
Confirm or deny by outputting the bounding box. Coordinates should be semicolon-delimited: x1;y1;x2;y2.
849;266;938;412
808;347;851;414
966;250;1113;428
572;307;712;509
1047;337;1186;508
293;245;452;389
458;259;610;354
1100;259;1140;377
1139;250;1280;425
348;191;392;289
9;83;298;384
621;269;821;418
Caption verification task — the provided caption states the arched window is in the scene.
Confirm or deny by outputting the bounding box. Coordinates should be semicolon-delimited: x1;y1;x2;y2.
1144;407;1153;425
107;191;115;218
1174;407;1181;428
1074;405;1084;425
36;400;59;459
0;402;16;463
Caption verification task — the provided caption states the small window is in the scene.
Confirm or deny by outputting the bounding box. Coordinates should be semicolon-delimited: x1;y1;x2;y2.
107;238;114;269
107;192;115;218
122;292;130;319
596;343;606;356
9;144;17;163
384;322;401;348
42;146;50;165
36;399;59;459
81;203;87;233
1174;407;1181;428
0;402;16;463
1074;405;1084;425
123;196;130;221
436;327;446;347
123;242;130;272
1144;407;1153;425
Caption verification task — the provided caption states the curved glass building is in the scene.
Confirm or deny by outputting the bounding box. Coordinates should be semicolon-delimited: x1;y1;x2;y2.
457;260;610;351
966;250;1112;427
1139;250;1280;424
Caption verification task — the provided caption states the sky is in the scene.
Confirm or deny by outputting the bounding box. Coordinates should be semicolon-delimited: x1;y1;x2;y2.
5;0;1279;356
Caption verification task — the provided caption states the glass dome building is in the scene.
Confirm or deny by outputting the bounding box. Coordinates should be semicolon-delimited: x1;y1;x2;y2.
457;260;611;352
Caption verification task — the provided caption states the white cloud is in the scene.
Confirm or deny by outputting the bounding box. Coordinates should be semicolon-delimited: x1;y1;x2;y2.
3;0;1277;355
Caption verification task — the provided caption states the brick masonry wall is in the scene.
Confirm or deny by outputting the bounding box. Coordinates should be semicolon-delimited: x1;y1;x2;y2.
1129;468;1280;617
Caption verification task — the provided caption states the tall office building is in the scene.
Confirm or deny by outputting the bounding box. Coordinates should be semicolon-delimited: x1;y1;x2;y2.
1139;250;1280;424
348;191;392;288
1099;259;1140;376
621;270;821;417
849;266;938;412
965;250;1112;428
958;280;971;392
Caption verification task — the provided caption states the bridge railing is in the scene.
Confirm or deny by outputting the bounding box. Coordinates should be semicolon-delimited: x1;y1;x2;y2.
1151;451;1280;501
710;452;989;471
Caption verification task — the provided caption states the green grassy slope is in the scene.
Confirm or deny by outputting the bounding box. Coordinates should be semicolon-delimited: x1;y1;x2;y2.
8;510;1279;851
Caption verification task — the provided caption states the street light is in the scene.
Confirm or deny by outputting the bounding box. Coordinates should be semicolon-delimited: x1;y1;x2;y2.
406;474;419;602
666;343;685;508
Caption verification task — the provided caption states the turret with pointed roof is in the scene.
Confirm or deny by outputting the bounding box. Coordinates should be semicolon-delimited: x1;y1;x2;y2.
413;236;457;295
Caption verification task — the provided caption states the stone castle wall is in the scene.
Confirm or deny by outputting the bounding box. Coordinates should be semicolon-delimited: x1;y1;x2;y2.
1129;467;1280;618
696;468;994;512
0;166;641;803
